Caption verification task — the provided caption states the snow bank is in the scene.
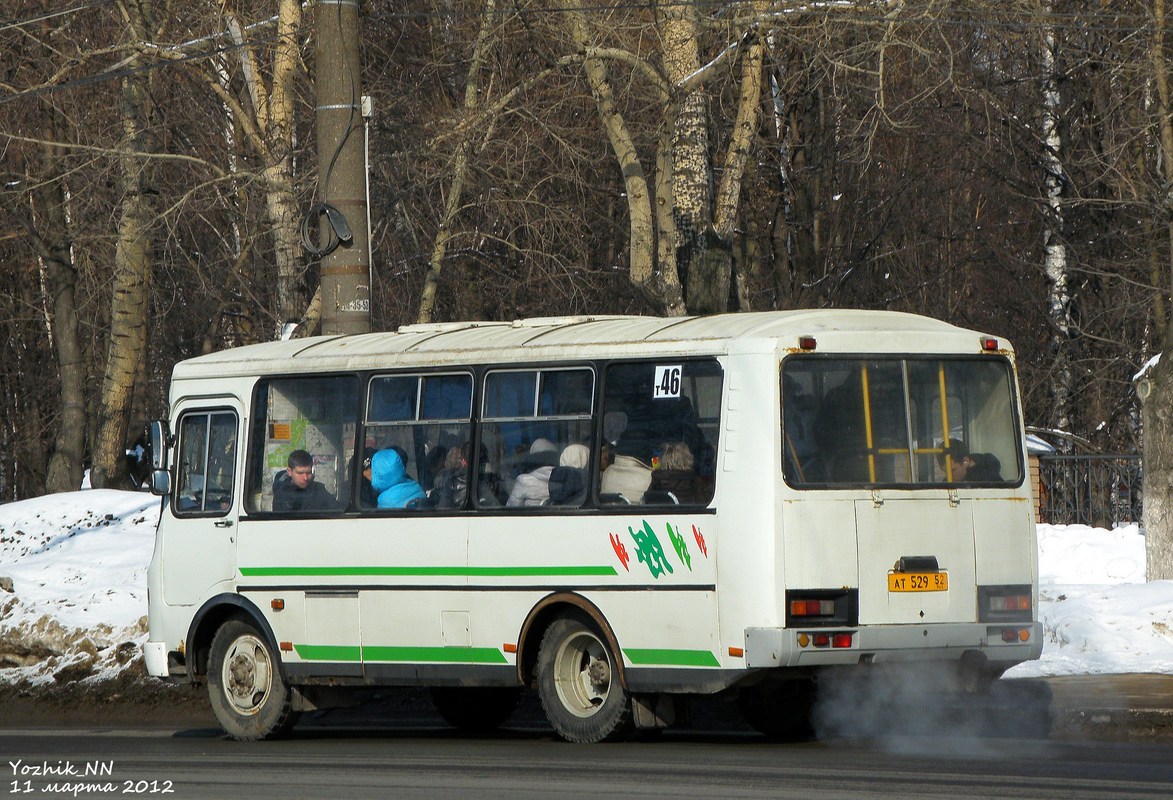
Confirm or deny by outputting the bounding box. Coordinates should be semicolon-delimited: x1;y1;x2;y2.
1006;523;1173;677
0;491;160;684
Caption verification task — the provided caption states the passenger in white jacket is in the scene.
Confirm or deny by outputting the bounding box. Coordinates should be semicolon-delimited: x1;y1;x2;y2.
506;439;558;507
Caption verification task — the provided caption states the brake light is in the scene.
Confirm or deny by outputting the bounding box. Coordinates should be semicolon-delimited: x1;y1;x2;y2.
786;589;857;627
979;585;1034;622
797;631;855;649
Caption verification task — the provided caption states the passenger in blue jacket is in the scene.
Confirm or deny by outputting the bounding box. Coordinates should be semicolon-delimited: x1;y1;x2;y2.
371;448;426;508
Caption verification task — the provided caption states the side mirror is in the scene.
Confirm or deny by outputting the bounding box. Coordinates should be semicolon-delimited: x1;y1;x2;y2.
150;468;172;496
148;420;172;496
149;420;171;470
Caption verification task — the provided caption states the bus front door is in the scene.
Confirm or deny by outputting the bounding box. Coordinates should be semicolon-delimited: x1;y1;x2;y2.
160;401;242;607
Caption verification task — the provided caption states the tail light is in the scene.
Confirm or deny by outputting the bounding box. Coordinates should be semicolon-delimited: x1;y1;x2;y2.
785;589;858;627
790;599;835;617
979;585;1033;622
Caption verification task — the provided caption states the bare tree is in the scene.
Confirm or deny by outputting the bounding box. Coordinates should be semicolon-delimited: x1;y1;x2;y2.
417;0;501;324
1141;0;1173;580
26;98;87;493
89;0;160;489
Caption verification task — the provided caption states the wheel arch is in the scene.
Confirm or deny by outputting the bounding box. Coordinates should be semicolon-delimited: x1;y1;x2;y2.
185;593;282;682
516;592;626;689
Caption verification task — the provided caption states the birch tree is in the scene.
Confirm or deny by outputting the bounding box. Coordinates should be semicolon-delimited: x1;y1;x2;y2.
1141;0;1173;581
89;0;161;489
172;0;308;332
1040;3;1074;446
556;1;775;315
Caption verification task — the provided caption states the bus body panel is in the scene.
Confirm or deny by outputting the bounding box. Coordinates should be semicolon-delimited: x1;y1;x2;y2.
974;499;1038;586
855;499;979;625
779;497;860;599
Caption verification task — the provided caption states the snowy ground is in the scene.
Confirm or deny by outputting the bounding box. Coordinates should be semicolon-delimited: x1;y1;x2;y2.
1;489;1171;686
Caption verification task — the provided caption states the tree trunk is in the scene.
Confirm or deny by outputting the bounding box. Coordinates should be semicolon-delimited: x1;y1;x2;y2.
713;6;769;312
563;3;679;314
768;49;821;308
1142;356;1173;580
228;1;304;330
1041;9;1073;443
35;99;87;493
91;1;156;489
1144;0;1173;581
660;3;721;314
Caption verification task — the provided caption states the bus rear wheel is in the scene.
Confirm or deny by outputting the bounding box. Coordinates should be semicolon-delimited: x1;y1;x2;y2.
536;616;632;743
207;618;298;740
429;686;520;733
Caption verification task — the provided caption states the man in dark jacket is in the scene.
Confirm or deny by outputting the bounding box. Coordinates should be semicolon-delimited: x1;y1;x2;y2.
273;449;336;511
939;439;1002;483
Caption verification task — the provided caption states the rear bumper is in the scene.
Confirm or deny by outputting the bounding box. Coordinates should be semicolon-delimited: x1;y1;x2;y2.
745;622;1043;668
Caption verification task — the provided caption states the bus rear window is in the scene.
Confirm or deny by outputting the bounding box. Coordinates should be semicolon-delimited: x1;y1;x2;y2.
782;357;1022;488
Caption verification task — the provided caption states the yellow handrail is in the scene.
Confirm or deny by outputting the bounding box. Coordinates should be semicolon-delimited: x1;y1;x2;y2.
938;362;952;481
861;365;877;483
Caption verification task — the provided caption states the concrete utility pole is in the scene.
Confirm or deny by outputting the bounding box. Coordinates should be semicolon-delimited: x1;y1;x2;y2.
314;0;371;334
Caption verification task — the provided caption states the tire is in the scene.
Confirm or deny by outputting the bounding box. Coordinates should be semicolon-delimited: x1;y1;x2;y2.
737;678;815;740
207;618;298;740
429;686;521;733
536;616;632;743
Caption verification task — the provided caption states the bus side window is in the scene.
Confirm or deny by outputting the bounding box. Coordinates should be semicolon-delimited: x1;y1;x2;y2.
365;372;474;511
599;360;722;506
245;376;359;514
480;368;594;509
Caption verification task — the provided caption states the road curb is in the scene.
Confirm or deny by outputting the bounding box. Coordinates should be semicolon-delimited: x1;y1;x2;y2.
1051;707;1173;742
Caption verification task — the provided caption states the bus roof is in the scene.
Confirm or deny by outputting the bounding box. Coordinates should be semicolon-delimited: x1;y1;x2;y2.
171;310;1008;381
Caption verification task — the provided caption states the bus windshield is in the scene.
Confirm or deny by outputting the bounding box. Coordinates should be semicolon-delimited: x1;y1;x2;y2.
782;356;1023;487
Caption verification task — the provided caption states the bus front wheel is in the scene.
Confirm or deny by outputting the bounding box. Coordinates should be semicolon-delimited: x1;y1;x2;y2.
207;618;298;740
536;616;632;743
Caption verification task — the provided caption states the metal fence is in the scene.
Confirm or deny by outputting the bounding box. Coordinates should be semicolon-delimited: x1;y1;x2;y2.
1036;454;1143;527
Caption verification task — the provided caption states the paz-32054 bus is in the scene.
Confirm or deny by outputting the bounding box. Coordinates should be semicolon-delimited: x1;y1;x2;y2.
143;310;1040;741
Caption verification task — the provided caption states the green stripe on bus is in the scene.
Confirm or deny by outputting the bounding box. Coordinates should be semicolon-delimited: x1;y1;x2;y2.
362;646;508;664
292;644;507;664
623;648;721;667
240;565;618;578
293;644;361;662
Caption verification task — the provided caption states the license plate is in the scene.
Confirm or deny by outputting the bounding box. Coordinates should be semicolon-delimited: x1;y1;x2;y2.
888;572;948;592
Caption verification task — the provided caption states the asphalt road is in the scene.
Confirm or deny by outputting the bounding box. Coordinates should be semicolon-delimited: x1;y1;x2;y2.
4;721;1173;800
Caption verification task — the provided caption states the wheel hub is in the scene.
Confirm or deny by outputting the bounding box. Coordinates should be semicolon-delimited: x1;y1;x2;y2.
228;653;256;698
221;634;271;713
587;657;609;687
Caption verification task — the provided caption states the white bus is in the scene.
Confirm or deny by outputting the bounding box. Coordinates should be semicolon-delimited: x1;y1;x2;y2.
143;310;1041;742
